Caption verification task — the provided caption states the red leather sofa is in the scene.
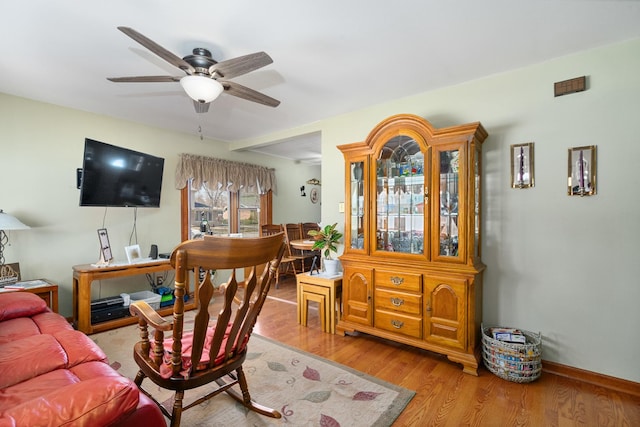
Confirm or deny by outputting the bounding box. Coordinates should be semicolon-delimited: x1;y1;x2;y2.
0;292;165;426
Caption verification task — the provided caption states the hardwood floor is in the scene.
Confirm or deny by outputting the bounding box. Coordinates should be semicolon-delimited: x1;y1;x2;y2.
242;276;640;427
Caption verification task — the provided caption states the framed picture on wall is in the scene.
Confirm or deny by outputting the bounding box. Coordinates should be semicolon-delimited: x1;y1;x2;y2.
510;142;535;189
568;145;597;196
310;187;319;204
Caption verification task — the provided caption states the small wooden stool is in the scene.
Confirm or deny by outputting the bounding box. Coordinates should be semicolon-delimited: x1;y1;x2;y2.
296;273;342;334
300;288;328;332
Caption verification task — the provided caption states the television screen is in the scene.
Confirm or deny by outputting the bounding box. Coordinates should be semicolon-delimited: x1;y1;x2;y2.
79;138;165;207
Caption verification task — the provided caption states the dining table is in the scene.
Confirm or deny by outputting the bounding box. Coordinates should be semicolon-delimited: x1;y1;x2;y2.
289;239;317;251
289;239;321;274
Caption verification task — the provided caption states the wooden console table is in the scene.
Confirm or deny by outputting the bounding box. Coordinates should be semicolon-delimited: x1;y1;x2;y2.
72;260;195;334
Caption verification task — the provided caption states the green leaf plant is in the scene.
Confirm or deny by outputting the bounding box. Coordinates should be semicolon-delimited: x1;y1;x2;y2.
307;223;343;260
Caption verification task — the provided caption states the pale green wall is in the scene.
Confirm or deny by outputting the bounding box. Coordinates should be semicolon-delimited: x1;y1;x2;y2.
0;94;319;315
247;38;640;382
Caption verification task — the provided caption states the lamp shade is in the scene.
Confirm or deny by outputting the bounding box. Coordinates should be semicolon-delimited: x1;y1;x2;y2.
180;75;224;103
0;210;30;230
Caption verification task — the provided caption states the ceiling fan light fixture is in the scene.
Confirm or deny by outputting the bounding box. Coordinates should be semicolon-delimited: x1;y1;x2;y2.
180;75;223;103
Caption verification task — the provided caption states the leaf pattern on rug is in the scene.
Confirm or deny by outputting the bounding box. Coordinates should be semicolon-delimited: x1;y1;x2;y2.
280;404;294;423
109;361;121;371
303;365;320;381
302;390;332;403
267;361;288;372
320;413;340;427
352;391;383;401
246;351;262;360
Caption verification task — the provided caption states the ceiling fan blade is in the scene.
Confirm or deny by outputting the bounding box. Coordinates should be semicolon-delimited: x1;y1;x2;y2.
107;76;181;83
193;100;210;114
221;81;280;107
117;26;194;73
210;52;273;79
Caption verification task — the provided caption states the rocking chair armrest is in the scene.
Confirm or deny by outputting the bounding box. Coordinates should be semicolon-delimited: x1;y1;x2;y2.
129;301;173;331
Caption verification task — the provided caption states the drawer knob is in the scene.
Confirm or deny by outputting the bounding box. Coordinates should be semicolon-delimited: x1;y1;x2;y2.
390;276;404;286
391;319;404;329
390;297;404;307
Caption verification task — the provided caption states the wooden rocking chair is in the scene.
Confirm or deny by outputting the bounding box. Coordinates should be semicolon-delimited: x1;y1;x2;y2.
129;233;286;427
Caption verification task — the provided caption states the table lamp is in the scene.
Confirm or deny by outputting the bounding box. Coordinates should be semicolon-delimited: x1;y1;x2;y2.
0;210;30;280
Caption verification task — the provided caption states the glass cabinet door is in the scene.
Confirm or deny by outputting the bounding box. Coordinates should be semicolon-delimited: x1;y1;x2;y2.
438;149;461;258
375;135;425;254
473;146;481;260
349;161;365;250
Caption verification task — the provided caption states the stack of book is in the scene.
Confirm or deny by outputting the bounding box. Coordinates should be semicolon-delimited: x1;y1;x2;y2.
490;327;527;344
3;279;49;290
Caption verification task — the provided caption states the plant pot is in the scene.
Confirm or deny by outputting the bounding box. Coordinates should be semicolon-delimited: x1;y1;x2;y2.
323;258;341;276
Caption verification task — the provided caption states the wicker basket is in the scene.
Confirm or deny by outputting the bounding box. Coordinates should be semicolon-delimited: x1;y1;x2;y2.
481;324;542;383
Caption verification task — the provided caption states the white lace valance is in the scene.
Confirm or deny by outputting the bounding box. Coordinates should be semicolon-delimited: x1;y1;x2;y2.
175;153;277;194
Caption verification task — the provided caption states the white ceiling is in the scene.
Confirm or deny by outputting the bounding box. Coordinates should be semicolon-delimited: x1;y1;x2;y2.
2;1;639;164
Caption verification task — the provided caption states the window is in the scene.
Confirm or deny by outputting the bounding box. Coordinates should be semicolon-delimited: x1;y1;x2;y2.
176;154;276;241
238;188;260;237
181;180;272;241
188;181;230;238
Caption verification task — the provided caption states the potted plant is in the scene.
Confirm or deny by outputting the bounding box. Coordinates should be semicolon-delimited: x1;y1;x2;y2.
307;223;343;275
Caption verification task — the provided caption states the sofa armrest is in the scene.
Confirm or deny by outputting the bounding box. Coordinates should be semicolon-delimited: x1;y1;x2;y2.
0;376;139;426
0;293;47;321
109;393;166;427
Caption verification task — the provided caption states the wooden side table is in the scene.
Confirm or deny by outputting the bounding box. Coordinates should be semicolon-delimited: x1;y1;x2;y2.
0;280;59;313
296;272;342;334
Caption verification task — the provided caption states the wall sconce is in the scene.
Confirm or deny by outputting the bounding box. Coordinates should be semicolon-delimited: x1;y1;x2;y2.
568;145;597;196
300;186;306;197
510;143;535;189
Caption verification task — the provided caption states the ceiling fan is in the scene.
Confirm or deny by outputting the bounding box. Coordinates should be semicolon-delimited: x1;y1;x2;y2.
107;27;280;113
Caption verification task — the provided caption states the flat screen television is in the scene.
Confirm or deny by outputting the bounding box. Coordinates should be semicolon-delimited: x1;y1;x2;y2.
79;138;165;207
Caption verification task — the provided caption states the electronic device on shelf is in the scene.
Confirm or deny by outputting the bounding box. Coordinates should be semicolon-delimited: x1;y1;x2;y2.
90;295;125;311
90;295;128;324
91;306;130;324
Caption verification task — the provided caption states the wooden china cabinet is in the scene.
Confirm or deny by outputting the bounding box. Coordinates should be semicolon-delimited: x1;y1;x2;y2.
337;114;488;375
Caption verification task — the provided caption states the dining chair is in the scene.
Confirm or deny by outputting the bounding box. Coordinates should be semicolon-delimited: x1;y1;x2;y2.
284;223;316;272
301;222;320;237
261;223;297;287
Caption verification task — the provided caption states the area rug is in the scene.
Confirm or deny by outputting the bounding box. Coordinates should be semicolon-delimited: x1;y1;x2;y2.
91;319;414;426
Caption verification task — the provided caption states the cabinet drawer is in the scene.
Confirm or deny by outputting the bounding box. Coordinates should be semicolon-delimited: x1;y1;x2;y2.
374;310;422;339
375;289;422;316
374;270;422;292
